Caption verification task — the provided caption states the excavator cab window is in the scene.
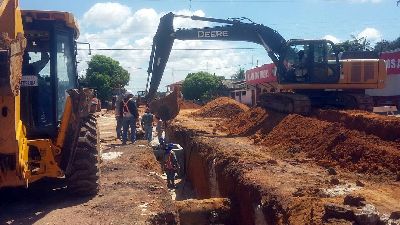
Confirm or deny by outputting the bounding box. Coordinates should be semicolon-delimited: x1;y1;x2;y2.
285;43;310;82
285;40;339;84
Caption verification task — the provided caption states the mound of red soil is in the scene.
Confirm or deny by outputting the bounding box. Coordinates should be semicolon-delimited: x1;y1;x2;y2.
193;97;249;118
261;114;400;176
180;100;201;109
215;105;400;177
315;109;400;141
223;107;286;136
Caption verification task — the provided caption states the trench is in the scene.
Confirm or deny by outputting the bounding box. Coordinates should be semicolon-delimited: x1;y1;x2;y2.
161;127;279;225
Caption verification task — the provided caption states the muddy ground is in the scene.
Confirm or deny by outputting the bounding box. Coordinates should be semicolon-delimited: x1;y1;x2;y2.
0;113;177;225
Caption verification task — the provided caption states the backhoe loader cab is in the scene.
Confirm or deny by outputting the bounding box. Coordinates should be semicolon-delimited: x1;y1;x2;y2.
20;10;79;138
0;1;99;196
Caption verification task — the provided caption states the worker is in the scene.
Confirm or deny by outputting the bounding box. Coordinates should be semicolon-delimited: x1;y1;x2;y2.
120;90;139;145
115;93;124;140
296;50;308;79
90;90;101;113
162;143;179;188
141;108;154;142
155;116;164;143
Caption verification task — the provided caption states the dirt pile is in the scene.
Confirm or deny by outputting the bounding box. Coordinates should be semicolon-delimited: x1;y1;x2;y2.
315;109;400;141
193;97;249;118
261;114;400;177
180;100;201;109
222;107;286;136
221;107;400;177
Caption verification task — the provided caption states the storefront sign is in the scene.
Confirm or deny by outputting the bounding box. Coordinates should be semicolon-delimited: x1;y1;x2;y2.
245;63;277;85
380;50;400;75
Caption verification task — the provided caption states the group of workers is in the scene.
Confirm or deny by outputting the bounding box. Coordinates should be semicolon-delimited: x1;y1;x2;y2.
114;90;162;145
114;90;179;188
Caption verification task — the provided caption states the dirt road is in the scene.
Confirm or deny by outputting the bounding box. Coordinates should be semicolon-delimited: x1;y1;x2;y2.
0;114;177;225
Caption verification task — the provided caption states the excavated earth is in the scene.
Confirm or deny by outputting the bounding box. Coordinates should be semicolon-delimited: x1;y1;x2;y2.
167;97;400;225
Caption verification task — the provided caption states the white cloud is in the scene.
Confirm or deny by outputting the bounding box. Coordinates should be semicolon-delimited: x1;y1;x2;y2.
323;35;340;43
357;27;382;42
78;6;254;93
82;2;132;29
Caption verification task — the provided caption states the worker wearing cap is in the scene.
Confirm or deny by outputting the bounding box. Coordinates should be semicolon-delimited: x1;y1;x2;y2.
162;144;180;188
120;90;139;145
141;108;154;142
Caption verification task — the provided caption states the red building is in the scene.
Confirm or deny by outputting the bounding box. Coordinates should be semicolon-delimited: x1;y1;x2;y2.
244;63;278;106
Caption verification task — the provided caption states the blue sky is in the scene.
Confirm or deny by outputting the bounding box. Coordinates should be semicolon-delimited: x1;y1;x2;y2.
20;0;400;92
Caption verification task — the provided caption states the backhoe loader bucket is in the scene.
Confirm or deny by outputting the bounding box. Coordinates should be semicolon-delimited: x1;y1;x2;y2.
149;88;182;121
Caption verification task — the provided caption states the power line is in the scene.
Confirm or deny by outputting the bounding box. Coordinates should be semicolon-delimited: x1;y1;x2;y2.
77;47;259;51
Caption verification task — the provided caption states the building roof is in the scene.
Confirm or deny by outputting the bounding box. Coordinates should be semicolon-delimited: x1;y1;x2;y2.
222;79;245;89
166;80;183;87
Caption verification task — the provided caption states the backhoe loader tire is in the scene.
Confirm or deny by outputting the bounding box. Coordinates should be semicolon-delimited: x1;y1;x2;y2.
66;114;100;196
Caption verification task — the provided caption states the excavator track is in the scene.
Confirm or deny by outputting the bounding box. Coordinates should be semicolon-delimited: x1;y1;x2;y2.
258;92;311;115
65;114;100;196
258;92;373;115
344;93;374;111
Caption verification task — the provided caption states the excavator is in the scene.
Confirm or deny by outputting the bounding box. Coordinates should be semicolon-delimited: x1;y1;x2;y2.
0;0;99;195
146;13;386;115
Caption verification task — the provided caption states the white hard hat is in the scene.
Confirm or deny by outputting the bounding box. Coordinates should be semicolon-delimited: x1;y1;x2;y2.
125;90;133;97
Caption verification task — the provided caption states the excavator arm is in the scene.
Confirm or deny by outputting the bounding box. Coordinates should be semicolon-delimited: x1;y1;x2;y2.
146;12;288;102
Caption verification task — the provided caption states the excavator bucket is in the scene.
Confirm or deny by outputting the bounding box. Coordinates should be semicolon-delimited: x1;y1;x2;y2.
149;88;182;121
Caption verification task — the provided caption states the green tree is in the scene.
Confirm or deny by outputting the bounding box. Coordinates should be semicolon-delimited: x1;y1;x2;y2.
231;68;245;80
374;37;400;52
336;35;372;52
82;55;130;100
182;71;222;101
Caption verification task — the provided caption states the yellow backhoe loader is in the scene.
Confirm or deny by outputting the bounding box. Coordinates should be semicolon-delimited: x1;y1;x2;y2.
0;0;100;195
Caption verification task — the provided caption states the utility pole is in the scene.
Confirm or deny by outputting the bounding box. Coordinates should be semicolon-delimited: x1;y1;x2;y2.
172;68;175;83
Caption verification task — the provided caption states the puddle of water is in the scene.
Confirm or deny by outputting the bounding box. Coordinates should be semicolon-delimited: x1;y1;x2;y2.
322;183;362;197
101;151;123;160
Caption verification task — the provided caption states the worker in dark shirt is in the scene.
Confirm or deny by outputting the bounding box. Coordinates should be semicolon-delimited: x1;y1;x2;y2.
141;108;154;143
119;90;139;145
